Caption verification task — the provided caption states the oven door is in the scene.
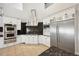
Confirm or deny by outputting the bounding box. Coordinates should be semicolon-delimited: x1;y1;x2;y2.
7;27;14;31
5;33;15;39
5;26;15;32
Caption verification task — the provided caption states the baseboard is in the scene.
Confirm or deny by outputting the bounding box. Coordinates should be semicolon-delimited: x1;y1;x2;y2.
39;43;50;48
24;43;50;48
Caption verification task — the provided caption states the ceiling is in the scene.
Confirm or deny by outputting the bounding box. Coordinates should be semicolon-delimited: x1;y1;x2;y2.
0;3;77;21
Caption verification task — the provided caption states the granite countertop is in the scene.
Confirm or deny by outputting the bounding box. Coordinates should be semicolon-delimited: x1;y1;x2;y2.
17;35;50;37
17;34;42;36
43;35;50;37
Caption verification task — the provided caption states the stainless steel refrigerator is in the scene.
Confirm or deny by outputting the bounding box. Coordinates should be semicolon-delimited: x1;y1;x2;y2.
50;19;75;53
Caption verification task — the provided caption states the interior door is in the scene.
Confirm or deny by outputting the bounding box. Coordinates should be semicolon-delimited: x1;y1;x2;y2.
58;19;74;53
50;22;58;47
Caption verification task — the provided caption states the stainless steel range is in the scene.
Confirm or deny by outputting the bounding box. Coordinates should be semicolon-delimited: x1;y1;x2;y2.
4;24;16;44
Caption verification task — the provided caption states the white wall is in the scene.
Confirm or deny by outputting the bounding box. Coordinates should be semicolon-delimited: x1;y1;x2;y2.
3;3;23;11
0;3;26;19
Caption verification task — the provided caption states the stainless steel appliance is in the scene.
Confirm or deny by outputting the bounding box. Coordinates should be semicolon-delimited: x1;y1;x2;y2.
5;25;15;32
50;19;75;53
0;27;3;37
5;33;15;39
4;24;16;44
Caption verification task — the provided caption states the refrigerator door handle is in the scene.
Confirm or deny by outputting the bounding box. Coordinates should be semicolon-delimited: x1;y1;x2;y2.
56;23;59;47
58;24;60;43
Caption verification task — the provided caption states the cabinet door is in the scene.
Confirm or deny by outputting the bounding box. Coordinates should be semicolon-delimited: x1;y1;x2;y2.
11;18;17;25
16;19;21;30
38;35;42;44
3;17;17;24
3;17;11;24
31;36;34;44
42;36;46;45
0;16;3;26
38;35;50;47
38;35;44;44
21;35;26;42
27;36;30;44
17;36;22;43
33;35;38;44
44;36;50;47
40;36;46;45
25;36;29;44
26;35;33;44
27;35;33;44
0;37;4;48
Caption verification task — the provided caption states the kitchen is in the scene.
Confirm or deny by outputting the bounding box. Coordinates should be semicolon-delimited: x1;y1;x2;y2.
0;3;79;56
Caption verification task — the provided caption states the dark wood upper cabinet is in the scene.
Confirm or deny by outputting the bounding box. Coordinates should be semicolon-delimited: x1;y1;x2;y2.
17;22;43;35
21;22;26;34
38;22;43;35
0;27;3;32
